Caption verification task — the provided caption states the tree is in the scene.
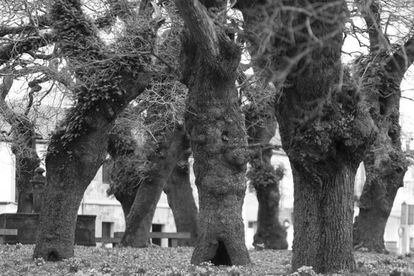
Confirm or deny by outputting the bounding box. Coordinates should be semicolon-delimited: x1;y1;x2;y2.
236;0;377;272
33;0;153;260
352;0;414;253
242;74;288;249
163;147;199;246
107;119;144;224
0;76;40;213
175;0;250;265
108;110;198;247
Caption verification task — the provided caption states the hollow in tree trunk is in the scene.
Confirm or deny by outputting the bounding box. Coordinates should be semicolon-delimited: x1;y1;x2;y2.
175;0;250;265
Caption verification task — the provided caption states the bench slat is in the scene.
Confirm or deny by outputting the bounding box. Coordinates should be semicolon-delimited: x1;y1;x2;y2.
96;232;191;244
0;229;17;235
148;232;191;239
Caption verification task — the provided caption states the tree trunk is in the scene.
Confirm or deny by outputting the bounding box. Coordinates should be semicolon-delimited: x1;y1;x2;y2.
15;151;39;213
33;119;112;260
113;191;135;223
13;118;40;213
0;78;40;213
254;184;288;249
175;0;250;266
291;164;357;272
353;63;408;252
121;127;188;247
164;153;198;246
33;0;150;260
354;127;407;253
236;0;377;273
245;96;287;249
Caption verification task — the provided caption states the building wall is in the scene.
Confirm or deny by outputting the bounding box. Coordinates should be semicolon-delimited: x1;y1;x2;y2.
0;141;16;213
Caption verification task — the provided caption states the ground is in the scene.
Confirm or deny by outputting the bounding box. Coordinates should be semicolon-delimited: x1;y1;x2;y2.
1;245;414;275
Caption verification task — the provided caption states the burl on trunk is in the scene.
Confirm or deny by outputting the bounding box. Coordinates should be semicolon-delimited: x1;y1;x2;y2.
175;0;250;265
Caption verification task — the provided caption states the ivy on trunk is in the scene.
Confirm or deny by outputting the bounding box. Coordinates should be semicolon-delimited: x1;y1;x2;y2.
33;0;151;260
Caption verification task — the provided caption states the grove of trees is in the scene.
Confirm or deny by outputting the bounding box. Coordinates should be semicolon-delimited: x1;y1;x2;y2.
1;0;414;274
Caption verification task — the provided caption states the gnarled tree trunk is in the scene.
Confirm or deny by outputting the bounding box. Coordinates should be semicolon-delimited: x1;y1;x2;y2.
236;0;377;273
121;127;188;247
33;0;150;260
13;118;40;213
164;148;198;246
175;0;250;266
245;94;287;249
351;0;414;253
291;164;357;271
0;77;40;213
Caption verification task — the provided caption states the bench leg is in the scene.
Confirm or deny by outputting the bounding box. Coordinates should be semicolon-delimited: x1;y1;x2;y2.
0;236;4;244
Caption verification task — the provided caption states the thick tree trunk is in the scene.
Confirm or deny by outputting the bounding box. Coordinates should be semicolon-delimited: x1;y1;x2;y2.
113;191;135;223
33;119;112;260
254;184;288;249
184;58;250;266
0;79;40;213
121;127;188;247
15;153;39;213
175;0;250;265
236;0;377;273
13;119;40;214
291;164;356;272
251;147;287;250
354;107;407;252
164;154;198;246
33;0;150;260
245;93;287;249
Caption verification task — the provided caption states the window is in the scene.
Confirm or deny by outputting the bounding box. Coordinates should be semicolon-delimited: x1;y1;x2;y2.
102;222;113;239
151;224;163;246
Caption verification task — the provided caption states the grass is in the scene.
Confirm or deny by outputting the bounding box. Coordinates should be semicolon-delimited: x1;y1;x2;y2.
1;244;414;275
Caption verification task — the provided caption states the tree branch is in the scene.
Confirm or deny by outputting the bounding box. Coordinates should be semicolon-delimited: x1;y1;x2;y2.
0;76;19;126
174;0;219;57
388;35;414;73
0;32;54;66
355;0;383;52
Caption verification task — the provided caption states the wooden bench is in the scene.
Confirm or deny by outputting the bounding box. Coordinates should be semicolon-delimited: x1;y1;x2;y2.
0;228;18;244
96;231;191;247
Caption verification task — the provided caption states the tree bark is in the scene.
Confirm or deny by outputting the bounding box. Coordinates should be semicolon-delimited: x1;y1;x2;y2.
351;0;414;253
175;0;250;265
245;94;287;249
121;127;188;247
0;77;40;213
33;0;150;260
291;164;357;271
164;151;199;246
13;118;40;214
354;123;407;253
353;55;410;253
236;0;377;273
